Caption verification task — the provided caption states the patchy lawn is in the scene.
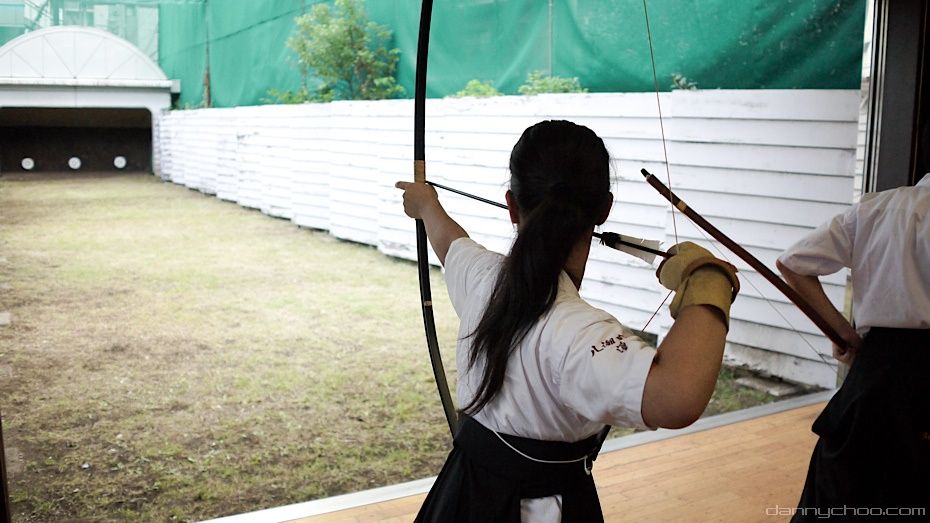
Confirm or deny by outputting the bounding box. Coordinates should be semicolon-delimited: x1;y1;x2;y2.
0;173;775;522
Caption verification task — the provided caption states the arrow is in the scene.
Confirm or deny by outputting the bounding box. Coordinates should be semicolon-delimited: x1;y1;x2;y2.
426;180;670;262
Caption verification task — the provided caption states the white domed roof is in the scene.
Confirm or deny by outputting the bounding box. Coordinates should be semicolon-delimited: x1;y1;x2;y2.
0;26;170;87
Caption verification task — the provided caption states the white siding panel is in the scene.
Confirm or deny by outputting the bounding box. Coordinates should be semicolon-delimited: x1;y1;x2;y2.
662;189;849;227
666;90;860;122
666;165;857;204
669;118;858;149
668;141;856;176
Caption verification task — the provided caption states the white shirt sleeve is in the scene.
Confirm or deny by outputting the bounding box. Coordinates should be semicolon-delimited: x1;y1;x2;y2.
553;309;657;431
778;205;857;276
443;237;502;316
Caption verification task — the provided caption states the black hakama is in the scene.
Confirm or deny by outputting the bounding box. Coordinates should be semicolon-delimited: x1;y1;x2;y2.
414;415;604;522
792;327;930;522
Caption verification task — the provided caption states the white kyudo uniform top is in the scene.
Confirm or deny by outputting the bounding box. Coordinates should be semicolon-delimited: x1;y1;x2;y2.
444;237;657;521
778;173;930;335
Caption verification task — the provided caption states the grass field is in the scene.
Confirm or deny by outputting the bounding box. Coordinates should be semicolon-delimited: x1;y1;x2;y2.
0;173;775;522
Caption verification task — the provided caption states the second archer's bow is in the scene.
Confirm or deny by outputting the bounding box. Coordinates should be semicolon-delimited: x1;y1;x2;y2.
636;1;849;358
414;0;457;437
640;169;850;350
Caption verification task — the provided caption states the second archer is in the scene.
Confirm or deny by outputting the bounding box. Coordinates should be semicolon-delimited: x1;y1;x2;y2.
395;119;740;523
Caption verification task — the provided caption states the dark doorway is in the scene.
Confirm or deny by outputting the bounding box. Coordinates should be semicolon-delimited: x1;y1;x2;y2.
0;107;152;174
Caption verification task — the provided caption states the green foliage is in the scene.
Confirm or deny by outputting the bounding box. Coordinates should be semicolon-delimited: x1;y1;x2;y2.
263;87;312;105
517;70;587;95
670;73;698;90
279;0;404;103
172;99;207;111
449;79;501;98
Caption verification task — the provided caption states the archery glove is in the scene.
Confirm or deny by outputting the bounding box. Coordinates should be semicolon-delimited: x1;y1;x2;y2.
657;241;740;329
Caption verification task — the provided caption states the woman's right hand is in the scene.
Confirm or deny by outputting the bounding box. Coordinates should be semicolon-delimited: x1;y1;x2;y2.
833;331;862;365
657;242;716;290
656;242;739;326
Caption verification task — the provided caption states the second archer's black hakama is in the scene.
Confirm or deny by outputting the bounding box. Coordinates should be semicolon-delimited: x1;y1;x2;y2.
791;327;930;522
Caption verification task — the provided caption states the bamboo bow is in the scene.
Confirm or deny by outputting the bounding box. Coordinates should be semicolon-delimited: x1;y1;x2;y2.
413;0;457;437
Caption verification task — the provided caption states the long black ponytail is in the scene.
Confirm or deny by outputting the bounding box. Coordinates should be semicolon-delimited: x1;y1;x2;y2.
463;120;611;414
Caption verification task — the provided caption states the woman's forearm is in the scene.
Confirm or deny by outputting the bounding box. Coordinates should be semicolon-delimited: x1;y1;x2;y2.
396;181;469;265
776;260;860;348
420;202;468;265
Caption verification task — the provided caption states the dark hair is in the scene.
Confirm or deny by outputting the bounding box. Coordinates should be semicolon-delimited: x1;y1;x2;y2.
463;120;611;414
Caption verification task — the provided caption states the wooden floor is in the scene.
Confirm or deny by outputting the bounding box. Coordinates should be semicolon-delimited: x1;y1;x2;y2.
290;402;823;522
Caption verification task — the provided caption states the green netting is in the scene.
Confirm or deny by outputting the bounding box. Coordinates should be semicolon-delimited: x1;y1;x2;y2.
368;0;553;99
157;0;865;108
203;0;305;108
157;1;205;108
570;0;869;92
389;0;868;97
0;0;834;108
0;0;160;58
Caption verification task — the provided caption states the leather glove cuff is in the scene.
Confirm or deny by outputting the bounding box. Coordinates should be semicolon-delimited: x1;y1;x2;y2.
668;262;740;329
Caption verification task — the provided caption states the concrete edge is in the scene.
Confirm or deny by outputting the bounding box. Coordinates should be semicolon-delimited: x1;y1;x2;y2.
198;477;438;523
599;388;835;454
199;390;836;523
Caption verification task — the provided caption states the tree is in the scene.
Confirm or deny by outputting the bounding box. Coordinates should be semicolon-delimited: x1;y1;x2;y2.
285;0;403;102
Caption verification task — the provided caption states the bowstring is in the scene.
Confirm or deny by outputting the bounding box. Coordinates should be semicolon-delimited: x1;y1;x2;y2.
640;0;676;332
636;0;834;369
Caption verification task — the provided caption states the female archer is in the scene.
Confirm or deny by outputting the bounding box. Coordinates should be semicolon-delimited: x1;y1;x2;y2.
395;120;739;522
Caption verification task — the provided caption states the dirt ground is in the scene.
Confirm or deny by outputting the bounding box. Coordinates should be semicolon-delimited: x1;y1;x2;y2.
0;173;775;522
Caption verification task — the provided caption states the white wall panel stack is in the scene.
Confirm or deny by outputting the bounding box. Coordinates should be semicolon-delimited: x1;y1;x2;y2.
151;110;163;178
172;110;198;190
289;104;333;231
234;132;262;210
161;111;185;185
154;109;173;181
244;106;292;219
232;107;265;210
326;100;410;245
214;127;240;202
155;90;861;388
188;109;228;195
